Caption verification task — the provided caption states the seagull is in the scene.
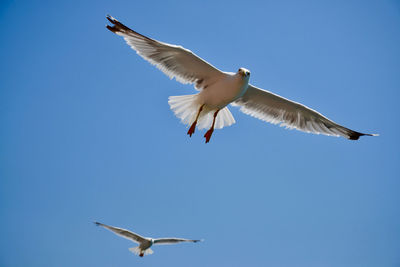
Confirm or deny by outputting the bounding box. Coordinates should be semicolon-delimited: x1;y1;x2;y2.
94;222;202;257
106;15;377;143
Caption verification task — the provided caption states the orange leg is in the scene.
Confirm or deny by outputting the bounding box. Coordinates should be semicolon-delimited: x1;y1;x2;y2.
187;104;204;137
204;109;220;143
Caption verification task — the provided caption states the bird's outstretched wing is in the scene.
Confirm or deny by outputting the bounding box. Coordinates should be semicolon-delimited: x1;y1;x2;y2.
106;15;225;90
153;238;202;245
94;222;147;244
233;84;377;140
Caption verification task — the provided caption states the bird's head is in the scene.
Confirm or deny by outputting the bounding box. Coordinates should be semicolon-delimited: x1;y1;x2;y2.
238;68;251;78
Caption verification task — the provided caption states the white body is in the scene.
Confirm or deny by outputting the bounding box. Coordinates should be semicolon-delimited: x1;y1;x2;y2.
168;70;250;131
199;72;249;109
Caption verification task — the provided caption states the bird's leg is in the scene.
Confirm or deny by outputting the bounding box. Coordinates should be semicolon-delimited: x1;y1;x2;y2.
204;109;220;143
187;104;204;137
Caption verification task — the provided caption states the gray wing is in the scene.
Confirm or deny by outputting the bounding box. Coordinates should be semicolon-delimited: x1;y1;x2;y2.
153;238;202;245
106;15;225;90
232;84;377;140
94;222;147;244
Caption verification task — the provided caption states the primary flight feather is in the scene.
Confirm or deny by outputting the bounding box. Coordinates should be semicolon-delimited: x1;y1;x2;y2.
106;15;377;142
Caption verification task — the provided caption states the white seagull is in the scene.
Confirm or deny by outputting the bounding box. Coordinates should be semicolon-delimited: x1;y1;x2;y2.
106;15;377;143
94;222;202;257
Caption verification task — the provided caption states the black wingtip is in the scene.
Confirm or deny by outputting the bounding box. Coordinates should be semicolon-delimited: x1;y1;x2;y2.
348;132;379;140
105;15;153;41
94;221;101;226
105;15;132;34
106;15;115;23
349;132;362;140
106;25;117;33
105;15;118;33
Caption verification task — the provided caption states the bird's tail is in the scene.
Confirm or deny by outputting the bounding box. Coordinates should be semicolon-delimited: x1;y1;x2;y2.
129;246;141;255
144;248;154;255
129;247;153;257
168;94;235;130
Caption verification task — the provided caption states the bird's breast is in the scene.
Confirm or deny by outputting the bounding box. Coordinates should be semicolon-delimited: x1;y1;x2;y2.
140;239;152;249
201;75;249;109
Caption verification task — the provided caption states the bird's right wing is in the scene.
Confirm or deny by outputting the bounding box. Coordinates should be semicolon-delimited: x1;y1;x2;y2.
94;222;147;244
106;15;225;90
153;238;202;245
232;84;376;140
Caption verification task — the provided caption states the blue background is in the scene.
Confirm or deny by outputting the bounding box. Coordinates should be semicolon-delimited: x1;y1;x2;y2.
1;0;399;266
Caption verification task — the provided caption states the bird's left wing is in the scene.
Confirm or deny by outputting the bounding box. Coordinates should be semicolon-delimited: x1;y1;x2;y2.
94;222;147;244
232;84;377;140
153;238;202;245
106;15;225;90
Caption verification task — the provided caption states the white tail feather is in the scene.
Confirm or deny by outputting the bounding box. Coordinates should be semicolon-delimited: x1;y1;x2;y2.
168;94;235;130
144;248;153;255
129;246;141;255
129;247;153;256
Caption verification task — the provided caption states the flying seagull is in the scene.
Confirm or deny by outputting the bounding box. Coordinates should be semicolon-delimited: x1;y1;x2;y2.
94;222;202;257
106;15;377;143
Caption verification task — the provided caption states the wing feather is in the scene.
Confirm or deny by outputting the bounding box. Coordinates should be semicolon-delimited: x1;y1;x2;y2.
153;238;202;245
233;84;376;140
106;15;224;90
94;222;147;244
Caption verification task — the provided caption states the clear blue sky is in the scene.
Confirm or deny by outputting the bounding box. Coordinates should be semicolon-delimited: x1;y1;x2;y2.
1;0;399;266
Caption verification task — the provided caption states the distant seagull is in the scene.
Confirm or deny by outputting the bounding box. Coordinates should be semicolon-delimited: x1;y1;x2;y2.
94;222;202;257
106;15;377;143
